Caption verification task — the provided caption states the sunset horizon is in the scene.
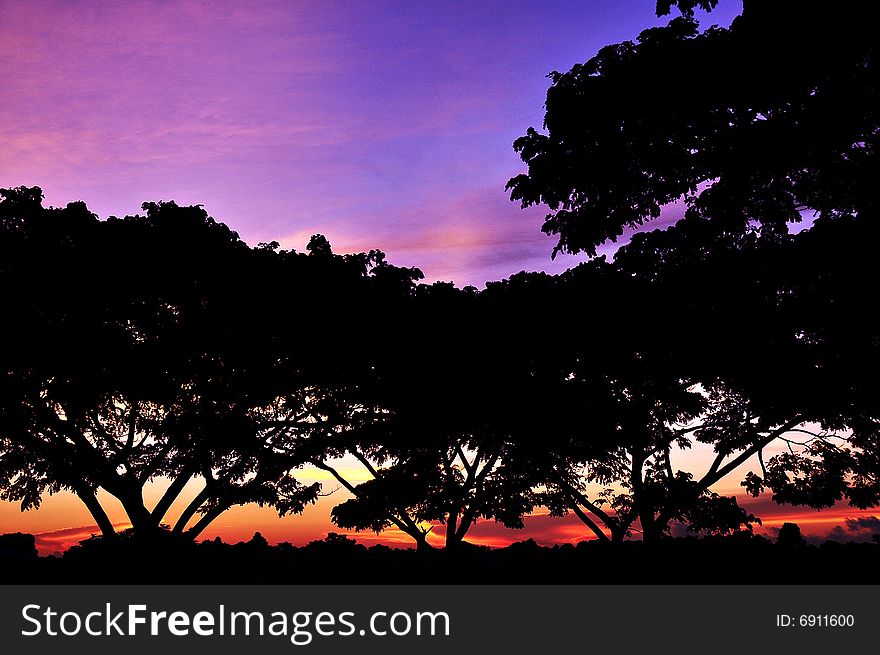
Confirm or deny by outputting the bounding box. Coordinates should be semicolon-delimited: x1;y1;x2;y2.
4;2;880;651
4;0;880;588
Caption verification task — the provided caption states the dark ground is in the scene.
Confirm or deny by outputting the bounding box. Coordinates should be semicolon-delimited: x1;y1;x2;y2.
2;528;879;584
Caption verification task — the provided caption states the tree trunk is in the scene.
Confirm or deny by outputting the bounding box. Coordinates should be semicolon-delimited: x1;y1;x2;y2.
414;532;433;553
150;468;195;524
640;519;662;544
172;485;214;534
445;532;464;552
630;446;659;544
445;510;460;550
116;488;161;536
568;501;610;542
72;484;117;540
184;505;228;541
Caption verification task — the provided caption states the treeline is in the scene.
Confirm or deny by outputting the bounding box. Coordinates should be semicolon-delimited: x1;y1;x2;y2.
1;185;879;551
3;529;880;584
2;0;880;555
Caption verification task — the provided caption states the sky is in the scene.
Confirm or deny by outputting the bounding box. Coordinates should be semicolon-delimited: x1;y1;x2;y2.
3;0;873;553
0;0;742;285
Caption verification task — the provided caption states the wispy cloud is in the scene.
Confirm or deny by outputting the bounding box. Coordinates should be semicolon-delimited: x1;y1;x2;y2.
32;522;131;555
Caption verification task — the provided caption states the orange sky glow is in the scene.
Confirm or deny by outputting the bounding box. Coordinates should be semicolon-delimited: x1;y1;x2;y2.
3;446;876;556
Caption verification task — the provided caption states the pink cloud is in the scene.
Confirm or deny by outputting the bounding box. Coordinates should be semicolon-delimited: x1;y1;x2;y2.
274;185;687;287
32;522;131;555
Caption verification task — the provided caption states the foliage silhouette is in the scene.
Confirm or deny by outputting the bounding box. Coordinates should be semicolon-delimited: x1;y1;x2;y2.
0;187;420;542
4;527;880;584
507;0;880;256
3;2;880;561
323;276;603;550
499;205;880;543
4;184;880;551
499;0;880;543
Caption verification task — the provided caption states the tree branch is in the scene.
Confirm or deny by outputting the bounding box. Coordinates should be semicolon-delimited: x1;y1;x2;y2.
568;499;611;542
554;473;618;530
455;445;477;477
69;482;116;539
184;503;230;541
150;466;196;523
172;484;214;534
700;418;802;489
311;460;427;541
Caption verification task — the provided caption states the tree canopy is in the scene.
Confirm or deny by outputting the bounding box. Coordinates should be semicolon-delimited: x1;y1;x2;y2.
0;186;422;542
507;0;880;256
4;183;880;549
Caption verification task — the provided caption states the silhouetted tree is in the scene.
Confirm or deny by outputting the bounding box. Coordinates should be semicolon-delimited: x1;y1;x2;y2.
319;278;593;551
503;0;880;542
507;1;880;256
517;251;765;543
737;210;880;513
776;522;807;548
0;188;420;542
544;205;880;542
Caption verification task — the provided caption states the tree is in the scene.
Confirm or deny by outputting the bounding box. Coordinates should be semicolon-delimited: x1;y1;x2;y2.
317;242;807;547
504;0;880;542
0;188;416;542
507;0;880;256
739;208;880;513
520;249;766;543
319;277;592;551
539;205;880;543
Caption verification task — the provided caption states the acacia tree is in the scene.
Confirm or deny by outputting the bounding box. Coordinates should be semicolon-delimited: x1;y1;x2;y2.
507;0;880;256
318;278;591;551
739;209;880;512
537;209;880;543
504;0;880;542
314;282;521;551
323;426;538;552
320;249;813;547
0;188;413;541
496;250;761;543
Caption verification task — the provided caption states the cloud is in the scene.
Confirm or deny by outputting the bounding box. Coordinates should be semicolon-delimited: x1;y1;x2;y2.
274;185;687;288
32;523;131;555
424;511;593;549
844;516;880;532
817;516;880;544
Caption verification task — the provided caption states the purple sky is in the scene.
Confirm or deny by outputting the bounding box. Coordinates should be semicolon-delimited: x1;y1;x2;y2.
1;0;741;286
